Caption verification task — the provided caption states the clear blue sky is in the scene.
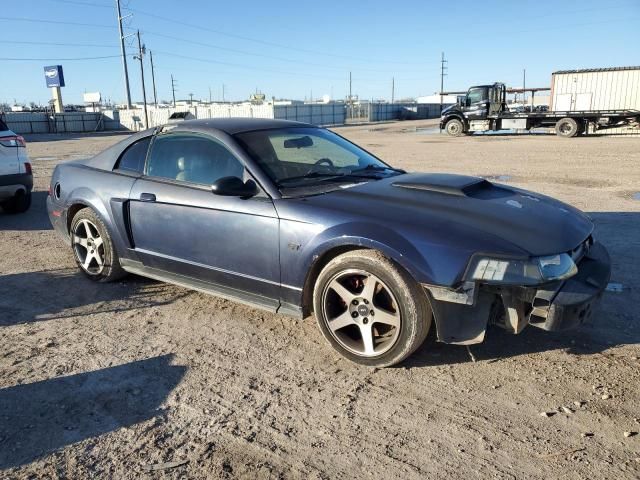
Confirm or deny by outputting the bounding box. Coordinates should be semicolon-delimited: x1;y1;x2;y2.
1;0;639;105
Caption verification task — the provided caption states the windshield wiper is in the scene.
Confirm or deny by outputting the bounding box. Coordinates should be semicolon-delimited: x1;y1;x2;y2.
349;164;406;175
276;171;344;187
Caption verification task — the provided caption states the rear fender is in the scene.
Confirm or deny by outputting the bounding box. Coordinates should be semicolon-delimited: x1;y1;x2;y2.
64;187;131;257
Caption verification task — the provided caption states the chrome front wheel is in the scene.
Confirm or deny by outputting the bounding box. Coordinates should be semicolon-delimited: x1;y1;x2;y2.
322;269;402;357
314;250;432;367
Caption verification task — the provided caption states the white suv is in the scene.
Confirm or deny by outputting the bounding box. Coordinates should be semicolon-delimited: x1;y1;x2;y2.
0;118;32;213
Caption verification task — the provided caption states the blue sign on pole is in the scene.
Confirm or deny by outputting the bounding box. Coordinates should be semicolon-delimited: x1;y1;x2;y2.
44;65;65;88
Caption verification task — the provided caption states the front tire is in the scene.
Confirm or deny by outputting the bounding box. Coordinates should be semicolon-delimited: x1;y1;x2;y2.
70;208;126;282
313;250;432;367
445;118;465;137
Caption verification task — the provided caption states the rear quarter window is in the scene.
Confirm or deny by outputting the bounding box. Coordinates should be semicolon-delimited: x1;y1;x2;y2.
0;118;9;132
114;137;151;173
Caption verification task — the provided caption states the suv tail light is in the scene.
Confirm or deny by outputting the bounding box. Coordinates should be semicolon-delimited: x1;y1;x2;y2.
0;135;26;147
24;162;32;175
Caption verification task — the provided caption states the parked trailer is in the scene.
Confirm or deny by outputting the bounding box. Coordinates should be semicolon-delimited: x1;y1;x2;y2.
440;83;640;137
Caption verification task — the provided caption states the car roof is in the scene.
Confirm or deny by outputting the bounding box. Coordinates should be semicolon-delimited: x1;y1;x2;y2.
166;117;314;135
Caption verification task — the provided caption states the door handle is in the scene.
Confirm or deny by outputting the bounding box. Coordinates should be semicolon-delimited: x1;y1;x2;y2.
139;193;156;202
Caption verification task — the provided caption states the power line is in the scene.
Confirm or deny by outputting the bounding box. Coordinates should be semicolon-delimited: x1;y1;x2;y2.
43;0;113;7
143;30;425;74
0;39;117;48
151;50;346;81
0;55;121;61
125;7;415;65
0;16;116;28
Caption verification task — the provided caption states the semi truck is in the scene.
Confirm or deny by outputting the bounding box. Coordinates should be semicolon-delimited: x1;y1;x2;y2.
439;82;640;137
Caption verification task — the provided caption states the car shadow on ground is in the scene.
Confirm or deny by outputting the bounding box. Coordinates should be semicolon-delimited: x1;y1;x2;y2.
0;191;52;230
0;354;186;470
404;211;640;368
0;268;190;327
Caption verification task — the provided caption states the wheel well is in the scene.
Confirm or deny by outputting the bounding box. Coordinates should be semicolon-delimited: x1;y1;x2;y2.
66;203;88;233
301;245;368;317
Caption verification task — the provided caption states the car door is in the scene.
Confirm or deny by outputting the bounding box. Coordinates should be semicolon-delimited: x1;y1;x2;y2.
464;87;489;120
128;131;281;307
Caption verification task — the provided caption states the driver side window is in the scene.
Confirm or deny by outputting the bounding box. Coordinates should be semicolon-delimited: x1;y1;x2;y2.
146;134;244;186
467;88;488;104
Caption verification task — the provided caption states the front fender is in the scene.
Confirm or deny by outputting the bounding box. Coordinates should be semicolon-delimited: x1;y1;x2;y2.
283;221;436;291
303;223;433;281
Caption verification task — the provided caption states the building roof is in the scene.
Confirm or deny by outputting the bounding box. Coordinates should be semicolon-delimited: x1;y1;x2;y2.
552;66;640;75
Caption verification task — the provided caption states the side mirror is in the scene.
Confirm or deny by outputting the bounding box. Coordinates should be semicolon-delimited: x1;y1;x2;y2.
211;176;258;198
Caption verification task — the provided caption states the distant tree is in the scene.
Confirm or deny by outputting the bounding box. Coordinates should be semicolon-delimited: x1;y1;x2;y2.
0;102;9;113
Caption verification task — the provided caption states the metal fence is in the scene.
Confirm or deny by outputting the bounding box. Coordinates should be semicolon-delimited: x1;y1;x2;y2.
345;103;370;123
2;102;447;135
1;111;107;134
274;104;345;126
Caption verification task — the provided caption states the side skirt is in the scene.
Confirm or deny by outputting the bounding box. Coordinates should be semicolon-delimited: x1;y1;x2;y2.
120;259;303;318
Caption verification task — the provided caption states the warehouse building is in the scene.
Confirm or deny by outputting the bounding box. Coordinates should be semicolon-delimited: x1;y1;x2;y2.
550;66;640;111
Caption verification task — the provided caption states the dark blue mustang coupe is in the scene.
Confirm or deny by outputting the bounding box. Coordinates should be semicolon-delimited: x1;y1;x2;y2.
47;118;610;366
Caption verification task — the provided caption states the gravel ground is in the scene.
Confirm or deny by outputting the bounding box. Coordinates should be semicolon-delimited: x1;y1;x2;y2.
1;122;639;479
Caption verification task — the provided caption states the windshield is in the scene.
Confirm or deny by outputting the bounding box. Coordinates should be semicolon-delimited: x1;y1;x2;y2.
235;127;402;192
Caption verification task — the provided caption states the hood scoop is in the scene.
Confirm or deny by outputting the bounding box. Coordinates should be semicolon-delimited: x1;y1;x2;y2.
392;173;493;197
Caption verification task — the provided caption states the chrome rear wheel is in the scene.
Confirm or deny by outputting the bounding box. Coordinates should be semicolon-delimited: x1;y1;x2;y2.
73;219;105;275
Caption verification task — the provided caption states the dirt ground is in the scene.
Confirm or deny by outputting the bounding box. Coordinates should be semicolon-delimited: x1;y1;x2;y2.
1;121;639;479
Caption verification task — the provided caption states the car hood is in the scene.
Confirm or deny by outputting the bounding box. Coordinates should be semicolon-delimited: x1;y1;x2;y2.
300;173;593;257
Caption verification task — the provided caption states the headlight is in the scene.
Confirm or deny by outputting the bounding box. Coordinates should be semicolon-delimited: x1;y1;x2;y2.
468;253;577;285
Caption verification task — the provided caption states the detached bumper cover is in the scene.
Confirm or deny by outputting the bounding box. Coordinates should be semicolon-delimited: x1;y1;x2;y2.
425;241;611;344
528;241;611;331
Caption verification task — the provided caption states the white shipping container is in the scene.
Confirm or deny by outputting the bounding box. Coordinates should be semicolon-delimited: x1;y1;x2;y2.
550;66;640;112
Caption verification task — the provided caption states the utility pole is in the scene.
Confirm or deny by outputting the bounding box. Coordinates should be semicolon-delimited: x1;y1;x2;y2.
134;30;148;128
209;86;212;104
149;50;157;106
222;84;225;102
349;71;352;102
189;93;194;105
522;68;526;110
171;75;177;107
391;77;395;104
115;0;132;108
440;52;448;114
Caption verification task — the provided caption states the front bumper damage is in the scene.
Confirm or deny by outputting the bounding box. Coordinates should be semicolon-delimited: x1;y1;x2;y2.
424;241;611;345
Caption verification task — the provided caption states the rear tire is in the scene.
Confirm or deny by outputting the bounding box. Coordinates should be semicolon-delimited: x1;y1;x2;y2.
555;117;580;137
313;249;432;367
445;119;465;137
2;191;31;214
70;208;126;282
